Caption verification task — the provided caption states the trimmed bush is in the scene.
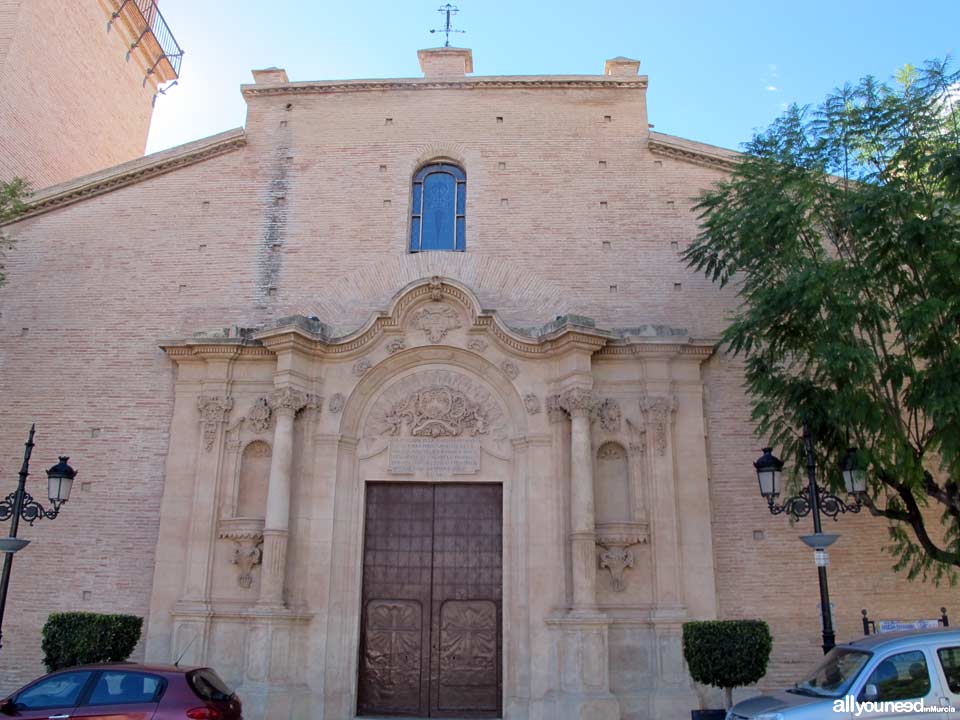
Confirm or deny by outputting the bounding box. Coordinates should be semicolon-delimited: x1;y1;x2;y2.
41;612;143;671
682;619;772;709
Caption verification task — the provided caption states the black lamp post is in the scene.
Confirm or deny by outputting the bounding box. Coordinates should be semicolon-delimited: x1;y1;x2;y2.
0;425;76;650
753;423;866;654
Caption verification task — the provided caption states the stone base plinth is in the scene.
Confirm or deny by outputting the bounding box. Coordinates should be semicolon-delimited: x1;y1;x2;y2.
545;612;622;720
228;608;313;720
236;681;311;720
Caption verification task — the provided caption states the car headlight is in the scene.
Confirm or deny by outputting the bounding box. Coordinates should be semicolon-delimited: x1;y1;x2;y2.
754;714;784;720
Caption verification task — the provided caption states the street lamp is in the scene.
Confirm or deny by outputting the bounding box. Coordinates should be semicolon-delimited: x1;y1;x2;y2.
0;425;76;650
753;423;866;654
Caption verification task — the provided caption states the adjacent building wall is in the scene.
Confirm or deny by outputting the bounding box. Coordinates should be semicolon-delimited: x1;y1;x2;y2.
0;0;158;189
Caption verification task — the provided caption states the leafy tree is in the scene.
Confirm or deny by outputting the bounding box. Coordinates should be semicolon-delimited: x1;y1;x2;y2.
0;177;31;287
682;620;772;710
684;60;960;583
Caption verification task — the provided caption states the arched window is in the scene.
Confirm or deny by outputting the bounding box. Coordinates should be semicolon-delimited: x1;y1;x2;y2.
410;163;466;252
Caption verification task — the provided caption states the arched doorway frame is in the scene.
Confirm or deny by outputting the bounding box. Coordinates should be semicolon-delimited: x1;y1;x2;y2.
322;337;533;718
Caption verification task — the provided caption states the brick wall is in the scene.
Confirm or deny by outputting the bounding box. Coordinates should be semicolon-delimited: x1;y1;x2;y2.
0;68;954;691
0;0;156;189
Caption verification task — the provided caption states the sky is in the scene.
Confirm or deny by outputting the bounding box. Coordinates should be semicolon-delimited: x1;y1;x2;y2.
145;0;960;155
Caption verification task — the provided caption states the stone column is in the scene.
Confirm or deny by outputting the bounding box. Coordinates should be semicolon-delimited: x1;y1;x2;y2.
560;386;598;611
258;387;307;606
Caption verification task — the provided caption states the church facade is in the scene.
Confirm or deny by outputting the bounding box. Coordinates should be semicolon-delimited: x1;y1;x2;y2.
0;46;953;720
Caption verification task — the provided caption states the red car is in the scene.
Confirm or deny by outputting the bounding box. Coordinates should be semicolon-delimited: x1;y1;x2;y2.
0;663;242;719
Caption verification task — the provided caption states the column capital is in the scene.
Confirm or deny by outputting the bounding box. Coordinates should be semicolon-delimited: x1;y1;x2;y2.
269;387;309;417
559;387;598;419
545;394;567;424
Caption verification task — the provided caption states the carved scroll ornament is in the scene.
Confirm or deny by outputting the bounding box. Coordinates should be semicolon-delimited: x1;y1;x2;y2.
640;394;678;456
197;395;233;451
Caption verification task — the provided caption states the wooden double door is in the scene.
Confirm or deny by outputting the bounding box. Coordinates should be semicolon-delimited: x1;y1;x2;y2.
357;483;503;718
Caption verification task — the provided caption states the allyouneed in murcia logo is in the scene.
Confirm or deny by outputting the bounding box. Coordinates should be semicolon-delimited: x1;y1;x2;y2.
834;695;957;715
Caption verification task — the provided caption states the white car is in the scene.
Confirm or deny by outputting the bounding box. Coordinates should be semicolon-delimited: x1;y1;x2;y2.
727;628;960;719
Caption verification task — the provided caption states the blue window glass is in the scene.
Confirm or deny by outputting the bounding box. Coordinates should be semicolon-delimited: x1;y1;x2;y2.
410;163;466;252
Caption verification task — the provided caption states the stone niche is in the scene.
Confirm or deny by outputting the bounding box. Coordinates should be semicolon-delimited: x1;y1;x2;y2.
594;440;650;600
214;433;271;599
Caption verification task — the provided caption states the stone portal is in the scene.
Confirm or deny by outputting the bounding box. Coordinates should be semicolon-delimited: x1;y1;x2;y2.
358;483;503;718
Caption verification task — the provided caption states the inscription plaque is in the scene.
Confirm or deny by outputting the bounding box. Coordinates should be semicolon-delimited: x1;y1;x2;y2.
388;438;481;475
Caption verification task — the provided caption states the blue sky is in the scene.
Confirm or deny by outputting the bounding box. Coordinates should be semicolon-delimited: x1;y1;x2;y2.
145;0;959;155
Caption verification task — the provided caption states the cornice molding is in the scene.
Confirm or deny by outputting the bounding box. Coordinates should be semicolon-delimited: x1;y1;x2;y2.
5;129;248;225
242;76;648;98
648;132;740;172
161;277;715;365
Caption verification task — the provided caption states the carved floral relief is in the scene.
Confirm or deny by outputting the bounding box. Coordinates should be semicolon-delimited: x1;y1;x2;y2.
523;393;541;415
247;397;272;434
467;338;487;353
386;337;407;354
500;360;519;380
329;393;346;413
353;358;373;376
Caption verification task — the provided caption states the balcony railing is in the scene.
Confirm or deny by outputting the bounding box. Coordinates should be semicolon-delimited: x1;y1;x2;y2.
109;0;184;83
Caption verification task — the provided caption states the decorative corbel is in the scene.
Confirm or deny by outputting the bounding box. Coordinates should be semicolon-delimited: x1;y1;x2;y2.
596;521;650;592
218;519;264;589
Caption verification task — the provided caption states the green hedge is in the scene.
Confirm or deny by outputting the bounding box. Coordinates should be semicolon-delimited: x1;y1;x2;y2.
682;619;772;691
41;612;143;672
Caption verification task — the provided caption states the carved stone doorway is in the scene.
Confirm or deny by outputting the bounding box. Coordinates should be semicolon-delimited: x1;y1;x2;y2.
357;483;503;718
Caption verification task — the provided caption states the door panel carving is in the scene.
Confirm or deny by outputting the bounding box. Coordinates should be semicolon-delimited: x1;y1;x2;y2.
437;600;498;711
361;600;424;713
357;483;502;718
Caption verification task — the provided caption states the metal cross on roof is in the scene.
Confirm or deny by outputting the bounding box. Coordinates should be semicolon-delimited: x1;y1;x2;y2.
430;4;465;47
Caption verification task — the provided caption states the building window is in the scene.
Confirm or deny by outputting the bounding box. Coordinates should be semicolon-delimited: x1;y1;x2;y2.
410;163;466;252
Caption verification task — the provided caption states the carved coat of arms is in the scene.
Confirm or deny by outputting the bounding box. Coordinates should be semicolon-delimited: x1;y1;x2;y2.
383;385;488;438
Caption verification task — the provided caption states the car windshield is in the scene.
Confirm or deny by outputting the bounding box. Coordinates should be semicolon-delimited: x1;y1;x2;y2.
790;647;872;698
